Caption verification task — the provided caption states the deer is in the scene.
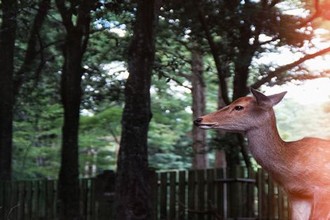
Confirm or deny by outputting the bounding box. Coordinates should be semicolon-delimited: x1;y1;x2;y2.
194;88;330;220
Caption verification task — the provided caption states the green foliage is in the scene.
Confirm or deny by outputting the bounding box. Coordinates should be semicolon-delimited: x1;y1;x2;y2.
11;0;130;179
8;0;327;180
13;103;123;179
148;77;193;170
79;107;122;176
13;103;62;179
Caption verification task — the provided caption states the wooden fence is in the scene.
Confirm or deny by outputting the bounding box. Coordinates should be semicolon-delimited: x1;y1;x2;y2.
153;167;289;220
0;167;289;220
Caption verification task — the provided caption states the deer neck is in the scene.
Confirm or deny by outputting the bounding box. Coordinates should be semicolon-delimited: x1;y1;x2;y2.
246;113;286;171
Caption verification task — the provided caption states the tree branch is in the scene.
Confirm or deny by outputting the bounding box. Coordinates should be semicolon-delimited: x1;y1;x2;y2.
55;0;73;30
197;6;230;105
160;71;192;90
77;0;93;52
14;0;51;97
269;0;281;8
251;46;330;90
298;0;321;28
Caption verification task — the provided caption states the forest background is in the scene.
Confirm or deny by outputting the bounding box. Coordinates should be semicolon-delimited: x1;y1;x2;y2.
1;0;330;219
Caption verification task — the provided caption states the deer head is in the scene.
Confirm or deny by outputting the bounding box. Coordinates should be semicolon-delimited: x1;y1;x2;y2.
194;88;287;133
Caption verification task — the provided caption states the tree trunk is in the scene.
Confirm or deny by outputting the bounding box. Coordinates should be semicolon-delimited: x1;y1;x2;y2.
214;70;229;169
198;7;230;105
231;24;255;168
58;37;83;220
14;0;51;97
233;63;250;100
115;1;158;219
191;46;208;169
0;0;18;180
55;0;92;219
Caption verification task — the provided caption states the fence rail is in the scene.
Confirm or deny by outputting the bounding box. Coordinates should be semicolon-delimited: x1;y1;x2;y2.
0;167;289;220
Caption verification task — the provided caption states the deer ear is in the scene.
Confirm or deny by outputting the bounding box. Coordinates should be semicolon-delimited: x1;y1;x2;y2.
267;91;287;106
250;88;286;107
250;88;272;107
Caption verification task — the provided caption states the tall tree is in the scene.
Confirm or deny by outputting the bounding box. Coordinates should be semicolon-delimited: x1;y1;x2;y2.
14;0;51;97
0;0;18;180
115;0;158;219
191;45;207;169
196;0;330;169
156;1;210;169
55;0;93;218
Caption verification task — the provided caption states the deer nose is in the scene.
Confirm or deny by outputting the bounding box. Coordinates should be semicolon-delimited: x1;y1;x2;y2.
194;118;203;126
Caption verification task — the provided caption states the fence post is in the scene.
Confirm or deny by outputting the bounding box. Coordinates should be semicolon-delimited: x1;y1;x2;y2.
206;169;215;220
149;169;158;220
247;167;256;217
187;170;196;220
159;171;168;220
94;170;116;220
178;170;186;220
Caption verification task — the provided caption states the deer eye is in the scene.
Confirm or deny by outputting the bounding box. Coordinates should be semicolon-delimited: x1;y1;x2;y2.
234;105;244;111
